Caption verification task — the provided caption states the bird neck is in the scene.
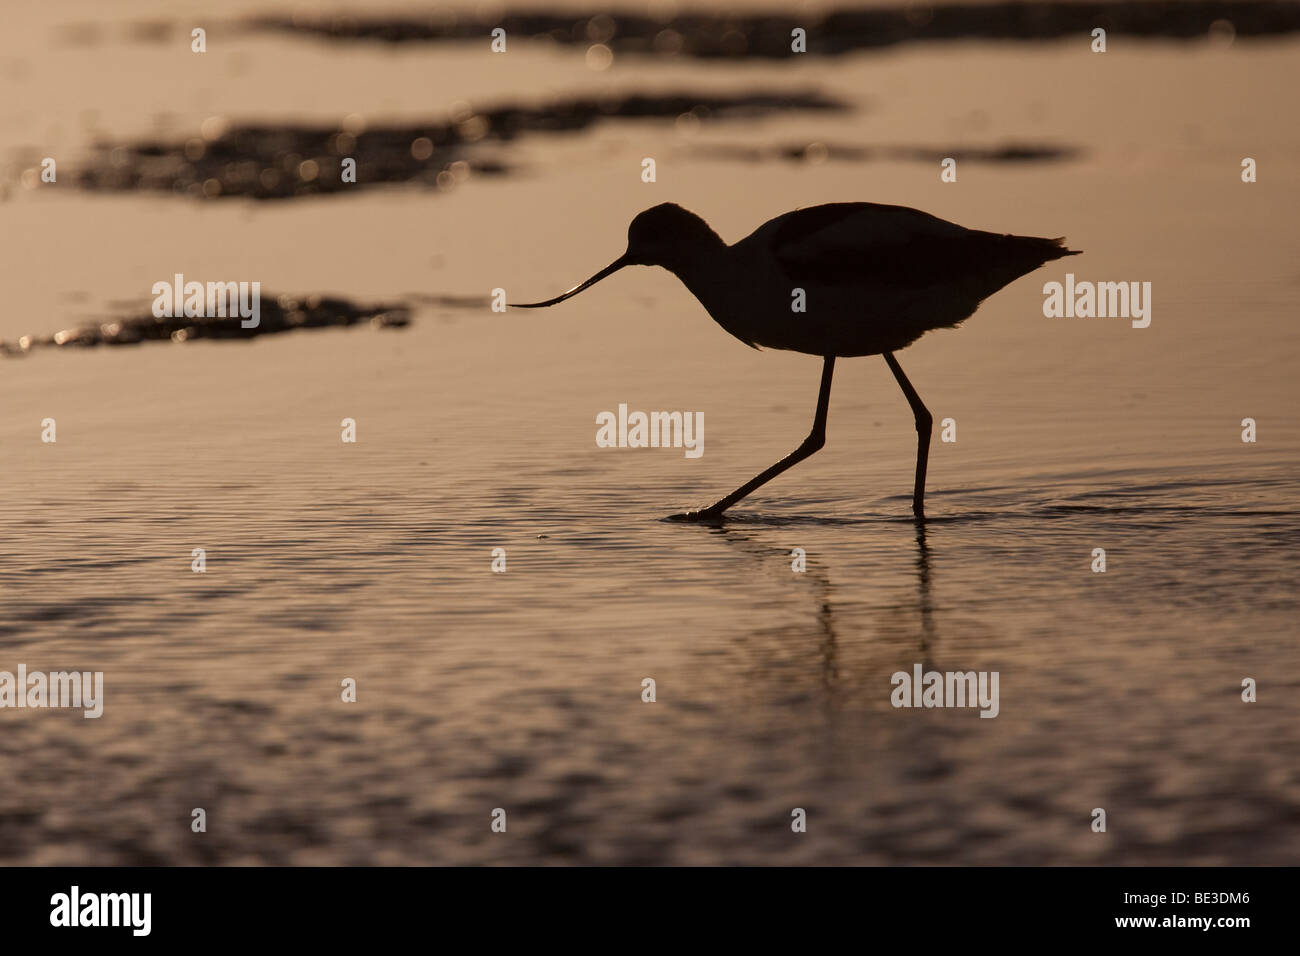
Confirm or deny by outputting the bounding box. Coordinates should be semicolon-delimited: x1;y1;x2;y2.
660;238;729;301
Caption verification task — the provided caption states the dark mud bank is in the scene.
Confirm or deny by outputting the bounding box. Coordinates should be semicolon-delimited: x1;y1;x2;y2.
246;2;1300;58
1;294;410;357
76;90;845;201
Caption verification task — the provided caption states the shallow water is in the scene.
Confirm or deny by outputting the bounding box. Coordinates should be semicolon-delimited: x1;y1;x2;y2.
1;3;1298;864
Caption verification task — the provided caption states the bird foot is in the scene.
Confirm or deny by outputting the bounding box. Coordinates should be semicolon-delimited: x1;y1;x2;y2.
666;507;726;523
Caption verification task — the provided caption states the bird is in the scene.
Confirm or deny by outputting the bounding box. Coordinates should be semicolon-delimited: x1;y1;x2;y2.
511;201;1080;521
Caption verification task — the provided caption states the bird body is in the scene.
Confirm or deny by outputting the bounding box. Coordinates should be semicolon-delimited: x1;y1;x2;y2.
511;201;1080;519
615;202;1077;357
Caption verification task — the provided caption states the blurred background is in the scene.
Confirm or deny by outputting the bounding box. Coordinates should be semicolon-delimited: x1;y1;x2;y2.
0;1;1297;864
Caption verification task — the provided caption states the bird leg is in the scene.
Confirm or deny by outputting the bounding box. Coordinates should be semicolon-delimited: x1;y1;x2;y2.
669;356;835;521
883;351;933;520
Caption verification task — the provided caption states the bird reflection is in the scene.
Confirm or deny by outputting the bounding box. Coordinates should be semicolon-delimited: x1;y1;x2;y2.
695;515;938;694
914;520;936;667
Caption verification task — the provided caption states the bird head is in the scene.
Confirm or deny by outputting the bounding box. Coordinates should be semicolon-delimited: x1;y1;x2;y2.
623;203;719;266
509;203;719;308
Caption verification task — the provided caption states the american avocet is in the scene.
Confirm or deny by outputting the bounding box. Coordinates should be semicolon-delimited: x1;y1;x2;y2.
511;202;1080;520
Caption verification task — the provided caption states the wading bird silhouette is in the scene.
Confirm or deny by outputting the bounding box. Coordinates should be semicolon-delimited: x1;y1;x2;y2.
511;202;1080;521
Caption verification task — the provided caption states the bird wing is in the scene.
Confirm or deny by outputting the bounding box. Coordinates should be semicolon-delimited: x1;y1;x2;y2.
762;202;1022;290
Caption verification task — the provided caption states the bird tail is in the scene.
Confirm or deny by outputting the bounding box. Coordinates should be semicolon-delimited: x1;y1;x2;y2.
1001;235;1081;276
967;232;1081;296
1046;237;1082;259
